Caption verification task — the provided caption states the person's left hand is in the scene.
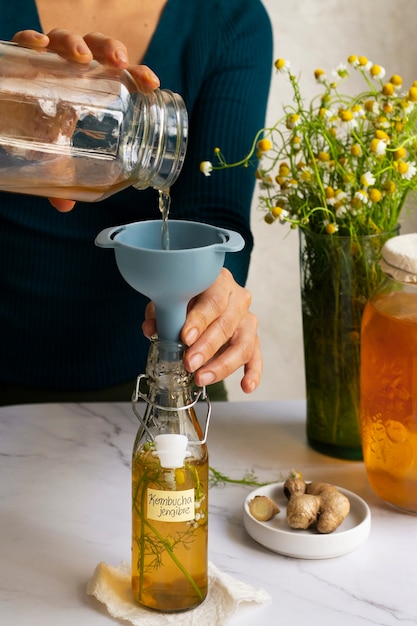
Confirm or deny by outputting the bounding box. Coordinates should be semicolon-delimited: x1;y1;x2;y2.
143;268;262;393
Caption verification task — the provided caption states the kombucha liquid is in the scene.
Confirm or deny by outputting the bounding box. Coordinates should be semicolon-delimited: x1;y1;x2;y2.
132;446;208;611
361;291;417;512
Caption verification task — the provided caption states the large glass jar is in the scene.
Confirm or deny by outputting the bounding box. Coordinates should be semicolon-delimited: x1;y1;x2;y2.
0;40;188;201
131;337;209;611
360;233;417;513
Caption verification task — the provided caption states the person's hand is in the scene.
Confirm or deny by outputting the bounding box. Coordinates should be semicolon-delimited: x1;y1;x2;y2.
12;29;160;212
143;268;263;394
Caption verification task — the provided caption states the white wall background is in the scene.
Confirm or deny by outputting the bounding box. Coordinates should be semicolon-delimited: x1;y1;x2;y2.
225;0;417;401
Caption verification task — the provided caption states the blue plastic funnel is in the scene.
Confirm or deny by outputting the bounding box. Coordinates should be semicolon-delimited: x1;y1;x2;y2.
95;219;244;341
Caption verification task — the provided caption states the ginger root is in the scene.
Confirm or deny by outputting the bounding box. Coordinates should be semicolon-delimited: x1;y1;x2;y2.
286;482;350;533
286;494;321;529
316;489;351;533
249;495;280;521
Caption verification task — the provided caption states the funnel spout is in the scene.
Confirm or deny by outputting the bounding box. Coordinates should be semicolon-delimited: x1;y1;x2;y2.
154;302;188;343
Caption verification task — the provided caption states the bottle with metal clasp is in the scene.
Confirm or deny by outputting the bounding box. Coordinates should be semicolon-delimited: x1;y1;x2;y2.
131;335;210;611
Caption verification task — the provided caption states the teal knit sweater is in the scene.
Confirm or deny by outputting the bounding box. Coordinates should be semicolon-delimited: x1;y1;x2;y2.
0;0;273;389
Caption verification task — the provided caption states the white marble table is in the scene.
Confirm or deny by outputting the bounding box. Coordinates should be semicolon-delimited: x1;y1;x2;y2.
0;400;416;626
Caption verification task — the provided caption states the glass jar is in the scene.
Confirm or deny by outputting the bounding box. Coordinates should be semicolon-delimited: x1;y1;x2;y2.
0;40;188;201
360;233;417;513
131;337;209;611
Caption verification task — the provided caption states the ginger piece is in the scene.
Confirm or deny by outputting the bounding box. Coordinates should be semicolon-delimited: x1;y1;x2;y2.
249;495;280;521
316;489;351;534
286;494;321;529
283;476;306;500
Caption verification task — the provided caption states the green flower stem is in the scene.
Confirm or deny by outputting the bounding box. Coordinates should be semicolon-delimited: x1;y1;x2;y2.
213;127;267;171
209;466;269;487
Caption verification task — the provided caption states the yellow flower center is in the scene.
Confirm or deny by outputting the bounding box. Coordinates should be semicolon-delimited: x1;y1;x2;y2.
390;74;403;87
370;65;382;77
394;147;407;160
375;129;390;142
286;113;300;129
271;206;284;218
369;188;382;202
408;87;417;102
365;99;376;112
257;138;272;152
278;163;291;177
301;169;313;181
382;83;395;97
338;108;354;122
274;58;286;71
325;222;338;234
397;161;409;174
318;151;330;162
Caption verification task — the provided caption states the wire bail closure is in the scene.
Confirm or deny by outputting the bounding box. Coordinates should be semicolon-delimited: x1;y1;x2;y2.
131;373;212;445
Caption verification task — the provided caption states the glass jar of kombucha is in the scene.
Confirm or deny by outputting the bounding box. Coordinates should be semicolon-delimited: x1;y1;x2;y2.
360;233;417;513
0;40;188;201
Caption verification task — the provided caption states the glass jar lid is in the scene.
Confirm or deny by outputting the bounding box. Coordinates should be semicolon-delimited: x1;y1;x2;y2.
381;233;417;283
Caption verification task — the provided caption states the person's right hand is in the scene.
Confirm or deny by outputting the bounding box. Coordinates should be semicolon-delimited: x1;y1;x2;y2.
12;29;160;212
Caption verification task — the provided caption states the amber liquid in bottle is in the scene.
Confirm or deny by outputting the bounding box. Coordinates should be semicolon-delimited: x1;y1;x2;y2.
132;442;208;611
361;291;417;512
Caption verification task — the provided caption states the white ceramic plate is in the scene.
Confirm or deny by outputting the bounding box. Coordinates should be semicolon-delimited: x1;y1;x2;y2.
243;482;371;559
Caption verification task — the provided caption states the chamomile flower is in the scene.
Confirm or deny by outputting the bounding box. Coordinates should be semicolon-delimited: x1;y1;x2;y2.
200;161;213;177
274;58;290;73
398;161;417;180
355;189;370;204
370;138;387;156
334;63;349;80
370;64;386;80
314;68;327;84
324;220;339;234
361;171;376;187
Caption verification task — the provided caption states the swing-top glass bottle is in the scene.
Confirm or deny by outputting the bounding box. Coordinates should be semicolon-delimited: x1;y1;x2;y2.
131;336;209;612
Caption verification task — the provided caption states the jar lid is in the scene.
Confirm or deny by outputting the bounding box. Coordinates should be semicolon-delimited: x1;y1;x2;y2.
381;233;417;283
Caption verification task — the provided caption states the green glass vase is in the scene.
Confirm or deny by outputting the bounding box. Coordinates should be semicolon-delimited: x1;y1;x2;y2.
299;226;399;460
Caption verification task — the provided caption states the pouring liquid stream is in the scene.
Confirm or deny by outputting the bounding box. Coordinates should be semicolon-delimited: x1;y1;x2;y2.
158;189;171;251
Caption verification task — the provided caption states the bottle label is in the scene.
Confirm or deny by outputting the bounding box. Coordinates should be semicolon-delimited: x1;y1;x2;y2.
147;488;195;522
